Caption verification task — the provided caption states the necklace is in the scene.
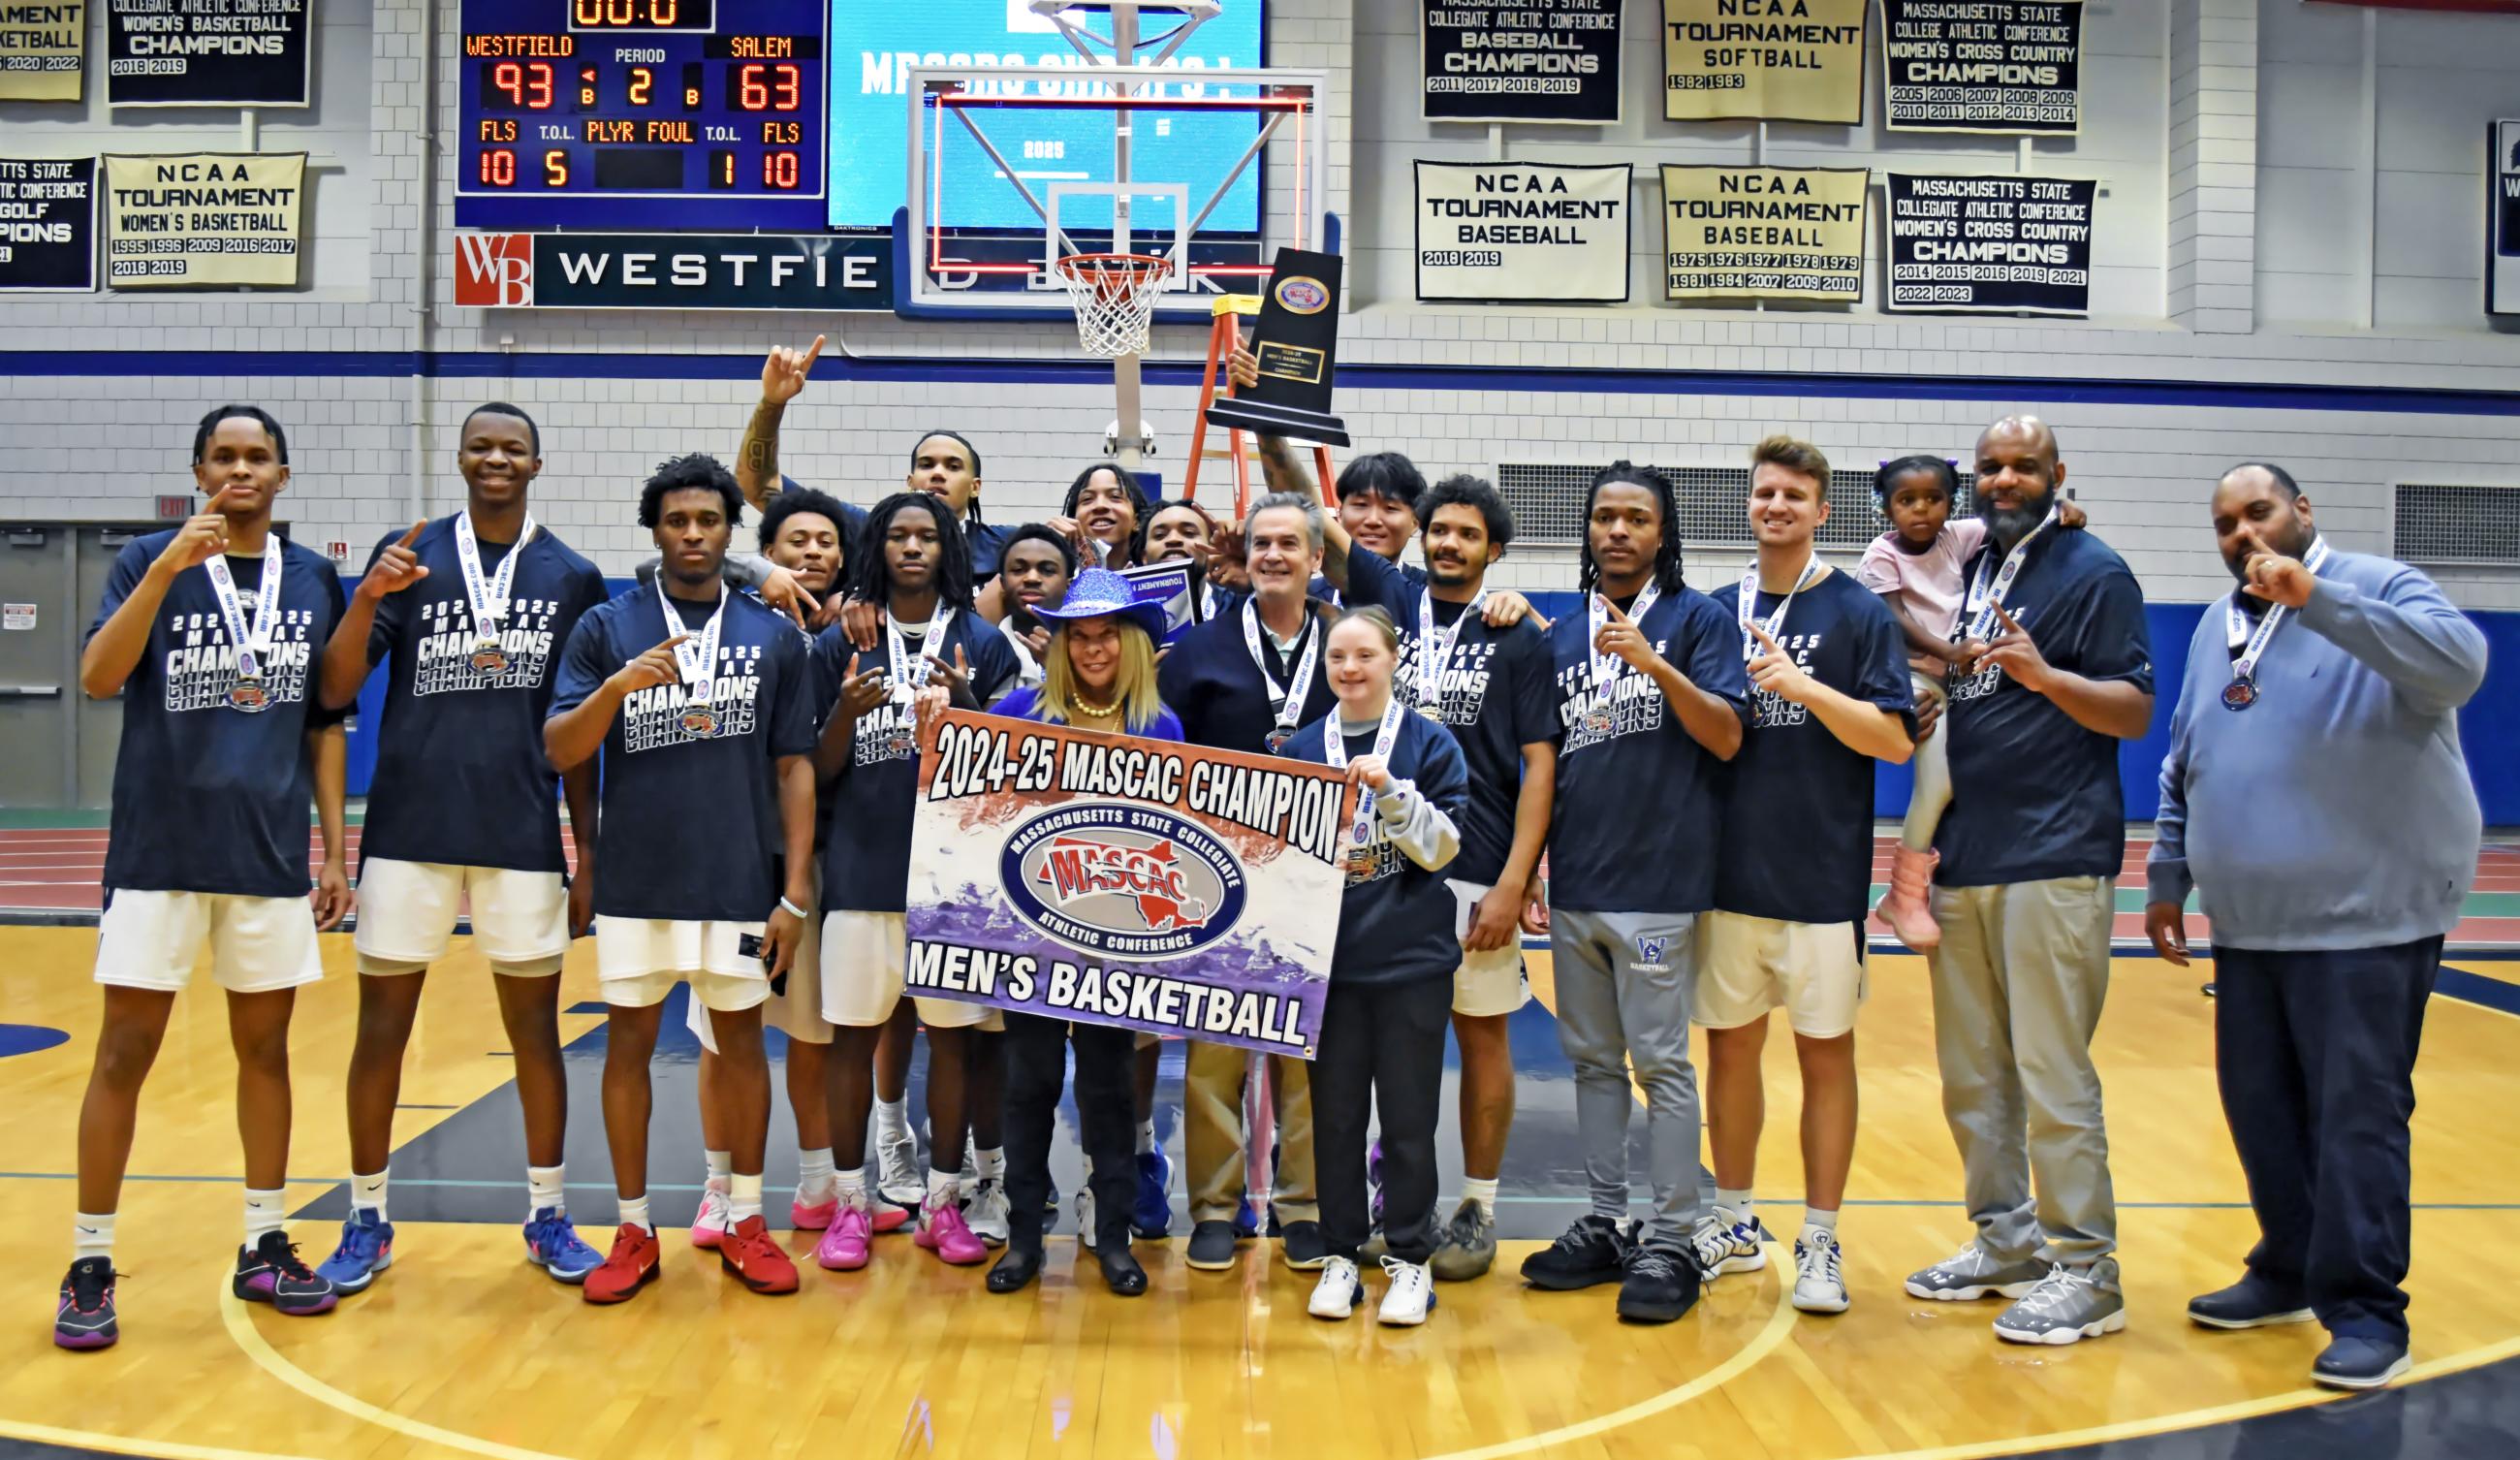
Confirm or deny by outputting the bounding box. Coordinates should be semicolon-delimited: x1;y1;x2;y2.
1065;689;1121;720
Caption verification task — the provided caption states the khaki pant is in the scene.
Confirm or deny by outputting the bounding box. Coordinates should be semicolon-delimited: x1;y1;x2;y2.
1183;1040;1319;1225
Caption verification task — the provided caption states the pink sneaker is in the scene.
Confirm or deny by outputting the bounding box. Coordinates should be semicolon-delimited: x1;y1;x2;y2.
791;1190;838;1231
870;1192;914;1234
815;1204;873;1271
690;1181;731;1250
1872;844;1943;952
914;1202;988;1265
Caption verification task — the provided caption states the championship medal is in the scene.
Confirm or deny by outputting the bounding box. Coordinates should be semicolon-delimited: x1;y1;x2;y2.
470;646;509;674
2221;678;2257;712
228;682;269;712
681;707;719;737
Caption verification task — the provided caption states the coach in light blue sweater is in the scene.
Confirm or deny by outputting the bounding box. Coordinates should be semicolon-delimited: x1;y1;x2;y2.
2146;462;2486;1394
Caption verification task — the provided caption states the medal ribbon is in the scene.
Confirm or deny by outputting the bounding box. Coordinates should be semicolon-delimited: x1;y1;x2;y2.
1588;580;1661;695
1415;587;1486;712
657;581;729;706
888;604;955;705
1243;599;1320;743
455;512;536;649
1962;502;2061;642
2224;537;2331;688
1738;556;1821;660
1323;698;1406;870
204;537;281;682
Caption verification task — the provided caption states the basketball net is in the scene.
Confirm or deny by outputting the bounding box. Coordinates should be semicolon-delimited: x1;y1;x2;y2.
1055;252;1172;360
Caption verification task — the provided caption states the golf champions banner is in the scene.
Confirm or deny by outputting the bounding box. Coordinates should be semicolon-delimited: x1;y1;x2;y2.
0;155;97;291
904;710;1352;1057
1880;0;2083;135
102;151;303;288
1662;164;1866;300
0;0;84;100
1663;0;1865;123
1416;160;1631;303
1884;173;2095;313
1422;0;1623;125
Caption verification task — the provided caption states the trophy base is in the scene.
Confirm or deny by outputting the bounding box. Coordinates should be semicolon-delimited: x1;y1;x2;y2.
1204;397;1351;449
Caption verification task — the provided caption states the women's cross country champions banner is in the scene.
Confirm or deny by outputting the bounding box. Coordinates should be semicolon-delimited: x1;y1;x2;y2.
904;710;1354;1057
1663;0;1865;123
1662;164;1867;300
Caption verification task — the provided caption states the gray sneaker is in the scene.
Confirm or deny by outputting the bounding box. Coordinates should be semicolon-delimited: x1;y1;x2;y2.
1905;1239;2047;1301
1428;1199;1496;1282
1992;1260;2126;1346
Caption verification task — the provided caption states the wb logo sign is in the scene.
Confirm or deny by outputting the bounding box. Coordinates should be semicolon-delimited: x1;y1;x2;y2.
453;233;532;306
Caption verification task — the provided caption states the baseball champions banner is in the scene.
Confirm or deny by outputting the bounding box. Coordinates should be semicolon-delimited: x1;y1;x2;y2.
904;710;1352;1057
1885;173;2095;313
1880;0;2082;134
1663;0;1865;123
103;151;304;288
1662;164;1866;300
1423;0;1623;125
0;0;84;100
1416;160;1631;303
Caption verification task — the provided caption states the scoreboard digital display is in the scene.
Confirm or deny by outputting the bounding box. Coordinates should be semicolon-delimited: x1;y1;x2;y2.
455;0;831;232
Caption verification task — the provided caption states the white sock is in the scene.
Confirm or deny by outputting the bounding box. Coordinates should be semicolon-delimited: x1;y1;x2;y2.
705;1149;733;1182
926;1165;960;1213
1804;1206;1840;1235
835;1167;868;1205
729;1172;764;1225
975;1146;1004;1182
875;1097;911;1143
1461;1177;1498;1221
73;1212;115;1262
797;1148;837;1200
527;1164;566;1217
1136;1119;1157;1156
352;1168;389;1220
1717;1188;1755;1227
244;1187;287;1245
619;1194;652;1233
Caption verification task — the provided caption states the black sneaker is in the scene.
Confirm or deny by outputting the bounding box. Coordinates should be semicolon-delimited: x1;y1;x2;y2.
54;1257;117;1349
2188;1273;2315;1330
1278;1220;1328;1270
1185;1219;1242;1271
1520;1214;1629;1291
1617;1242;1702;1324
234;1231;338;1317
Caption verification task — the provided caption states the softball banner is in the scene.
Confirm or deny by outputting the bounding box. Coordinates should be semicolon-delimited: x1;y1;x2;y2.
904;709;1351;1056
102;151;303;288
0;0;84;101
1662;164;1867;300
1662;0;1865;123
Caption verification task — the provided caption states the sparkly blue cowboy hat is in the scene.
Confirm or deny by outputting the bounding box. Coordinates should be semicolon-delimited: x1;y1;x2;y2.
1033;565;1170;644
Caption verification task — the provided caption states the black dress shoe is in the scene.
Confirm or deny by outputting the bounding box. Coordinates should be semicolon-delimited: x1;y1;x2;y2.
1098;1248;1149;1297
986;1246;1044;1294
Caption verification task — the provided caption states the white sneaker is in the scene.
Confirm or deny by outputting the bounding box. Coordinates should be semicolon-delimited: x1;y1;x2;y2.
966;1176;1011;1247
1993;1260;2127;1346
1792;1228;1850;1314
1307;1255;1362;1319
1076;1185;1099;1254
1377;1256;1436;1326
1688;1211;1767;1282
958;1145;981;1203
875;1130;924;1209
689;1180;732;1249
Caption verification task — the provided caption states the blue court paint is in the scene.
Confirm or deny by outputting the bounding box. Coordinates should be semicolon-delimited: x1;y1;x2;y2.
2438;967;2520;1017
0;1025;69;1059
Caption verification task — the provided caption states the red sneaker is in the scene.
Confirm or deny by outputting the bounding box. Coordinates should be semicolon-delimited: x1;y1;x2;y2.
720;1215;801;1294
583;1224;660;1305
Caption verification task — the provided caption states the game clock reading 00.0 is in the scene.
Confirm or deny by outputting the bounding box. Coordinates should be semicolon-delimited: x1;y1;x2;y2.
455;0;827;232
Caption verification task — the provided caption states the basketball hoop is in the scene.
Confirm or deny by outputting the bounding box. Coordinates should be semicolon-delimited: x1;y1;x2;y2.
1055;252;1173;359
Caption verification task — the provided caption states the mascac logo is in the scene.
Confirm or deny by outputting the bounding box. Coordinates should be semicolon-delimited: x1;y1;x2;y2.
453;233;532;307
1000;804;1245;962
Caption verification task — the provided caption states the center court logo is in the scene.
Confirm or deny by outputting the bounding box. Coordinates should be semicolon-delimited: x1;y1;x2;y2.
1000;804;1247;961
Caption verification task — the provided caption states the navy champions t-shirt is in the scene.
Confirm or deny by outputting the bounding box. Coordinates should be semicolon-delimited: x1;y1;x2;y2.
91;533;349;898
1544;586;1749;914
549;583;821;922
358;517;610;873
1156;606;1339;758
1709;570;1915;925
1344;548;1559;888
817;609;1020;914
1278;710;1470;990
1937;528;2154;889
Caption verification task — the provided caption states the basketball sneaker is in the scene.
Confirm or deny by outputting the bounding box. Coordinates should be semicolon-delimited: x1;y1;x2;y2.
1378;1256;1437;1326
815;1200;874;1271
1616;1242;1702;1324
914;1201;988;1265
965;1176;1011;1248
1428;1198;1497;1282
1792;1229;1850;1314
876;1132;924;1211
1992;1260;2126;1346
1132;1146;1173;1238
720;1215;801;1294
1519;1214;1630;1290
957;1145;981;1203
1905;1238;2047;1301
234;1232;337;1317
315;1208;394;1293
1307;1255;1362;1319
792;1189;838;1231
523;1207;603;1285
1690;1211;1768;1282
689;1178;731;1250
583;1224;660;1305
1278;1220;1329;1270
1076;1185;1099;1254
2188;1274;2315;1330
53;1257;116;1350
870;1189;915;1234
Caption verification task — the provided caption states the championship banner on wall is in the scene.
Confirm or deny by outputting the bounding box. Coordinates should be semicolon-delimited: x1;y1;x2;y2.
1881;0;2082;135
0;156;97;291
2490;120;2520;317
101;152;303;288
1884;173;2094;313
1662;164;1866;300
1416;160;1630;303
904;710;1351;1056
0;0;84;101
1423;0;1623;125
107;0;311;108
1663;0;1865;123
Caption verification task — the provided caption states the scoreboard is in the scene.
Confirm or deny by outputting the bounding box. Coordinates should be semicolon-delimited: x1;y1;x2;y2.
455;0;831;232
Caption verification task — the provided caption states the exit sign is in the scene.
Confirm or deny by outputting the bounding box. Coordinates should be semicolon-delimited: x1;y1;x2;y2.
155;495;191;521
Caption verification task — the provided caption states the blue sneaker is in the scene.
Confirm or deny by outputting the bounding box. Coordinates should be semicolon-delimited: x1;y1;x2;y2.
314;1209;394;1294
523;1207;604;1285
1235;1197;1262;1239
1131;1147;1173;1239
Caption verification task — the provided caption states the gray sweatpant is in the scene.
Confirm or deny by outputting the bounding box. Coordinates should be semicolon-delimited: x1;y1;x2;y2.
1549;908;1705;1247
1926;876;2119;1267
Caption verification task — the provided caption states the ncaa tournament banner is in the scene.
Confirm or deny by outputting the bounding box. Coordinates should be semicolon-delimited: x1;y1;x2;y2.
0;0;84;101
1117;561;1198;645
1885;173;2094;314
0;156;97;292
1415;160;1630;303
2491;120;2520;317
904;710;1353;1057
1880;0;2082;135
1423;0;1623;125
1662;164;1866;301
102;152;303;288
106;0;311;108
1662;0;1865;123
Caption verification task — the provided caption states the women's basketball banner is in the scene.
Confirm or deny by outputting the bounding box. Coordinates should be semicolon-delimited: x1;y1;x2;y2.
106;0;311;107
0;0;84;100
1416;160;1631;303
1662;0;1865;123
1884;173;2095;313
1880;0;2082;135
101;151;304;288
904;710;1352;1057
1662;164;1866;300
1423;0;1623;125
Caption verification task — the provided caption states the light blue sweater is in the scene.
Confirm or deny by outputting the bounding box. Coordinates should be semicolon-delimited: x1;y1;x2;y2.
2147;545;2487;951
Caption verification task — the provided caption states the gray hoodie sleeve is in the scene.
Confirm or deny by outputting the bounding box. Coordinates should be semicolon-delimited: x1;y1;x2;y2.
1371;778;1460;873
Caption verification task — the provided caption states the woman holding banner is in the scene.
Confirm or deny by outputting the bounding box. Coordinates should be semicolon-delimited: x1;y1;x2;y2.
985;567;1183;1298
1277;607;1469;1328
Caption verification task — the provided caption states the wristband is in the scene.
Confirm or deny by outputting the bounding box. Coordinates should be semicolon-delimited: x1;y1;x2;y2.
778;896;809;921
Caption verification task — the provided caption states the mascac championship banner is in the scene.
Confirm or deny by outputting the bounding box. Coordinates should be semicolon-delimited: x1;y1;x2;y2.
0;156;97;292
106;0;311;108
1880;0;2081;135
1423;0;1623;125
102;152;303;288
904;710;1352;1057
1662;165;1865;300
2491;121;2520;317
0;0;84;101
1663;0;1865;123
451;233;894;311
1885;173;2094;314
1416;160;1630;303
